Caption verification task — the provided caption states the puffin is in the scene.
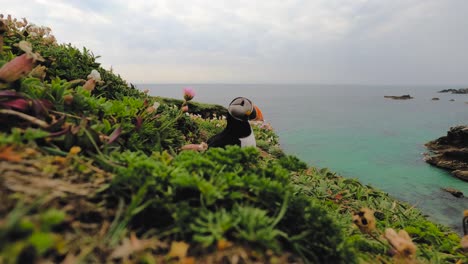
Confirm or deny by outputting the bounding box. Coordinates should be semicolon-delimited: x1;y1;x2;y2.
207;97;264;148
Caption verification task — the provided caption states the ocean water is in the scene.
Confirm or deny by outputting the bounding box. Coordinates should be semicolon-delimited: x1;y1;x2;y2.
137;83;468;234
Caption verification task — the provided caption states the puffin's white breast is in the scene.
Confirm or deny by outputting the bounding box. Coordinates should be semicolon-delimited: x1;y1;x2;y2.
239;130;256;147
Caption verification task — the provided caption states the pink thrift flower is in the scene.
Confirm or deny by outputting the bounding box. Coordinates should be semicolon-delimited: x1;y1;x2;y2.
181;105;189;112
183;87;195;101
0;98;30;111
0;54;34;82
0;41;44;83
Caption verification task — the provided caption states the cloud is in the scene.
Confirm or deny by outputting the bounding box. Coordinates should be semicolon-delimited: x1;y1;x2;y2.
2;0;468;84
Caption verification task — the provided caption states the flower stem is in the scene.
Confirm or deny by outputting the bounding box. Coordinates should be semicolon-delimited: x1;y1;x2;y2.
0;109;49;128
368;231;388;248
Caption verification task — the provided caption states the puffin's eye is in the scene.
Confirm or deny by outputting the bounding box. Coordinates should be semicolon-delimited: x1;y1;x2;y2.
240;100;244;106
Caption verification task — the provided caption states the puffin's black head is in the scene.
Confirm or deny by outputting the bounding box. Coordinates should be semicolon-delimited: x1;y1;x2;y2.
228;97;264;122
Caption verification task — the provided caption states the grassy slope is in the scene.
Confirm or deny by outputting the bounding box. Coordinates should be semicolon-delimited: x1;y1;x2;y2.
0;16;466;263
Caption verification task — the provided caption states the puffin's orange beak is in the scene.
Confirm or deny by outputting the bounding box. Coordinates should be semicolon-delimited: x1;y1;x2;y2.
252;105;264;121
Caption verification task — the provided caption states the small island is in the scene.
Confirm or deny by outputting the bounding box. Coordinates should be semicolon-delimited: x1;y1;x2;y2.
425;126;468;181
438;88;468;94
384;94;413;100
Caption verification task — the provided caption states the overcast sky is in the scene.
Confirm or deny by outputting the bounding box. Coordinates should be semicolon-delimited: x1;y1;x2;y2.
3;0;468;85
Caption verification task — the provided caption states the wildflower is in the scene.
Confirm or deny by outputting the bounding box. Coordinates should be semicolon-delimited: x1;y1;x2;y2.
0;96;29;111
63;94;74;105
384;228;416;260
261;122;273;131
87;69;101;81
182;105;189;112
146;101;160;113
0;41;44;83
83;69;102;92
82;79;95;91
152;101;160;110
43;34;57;45
183;87;195;101
0;54;34;82
18;41;44;62
352;208;376;234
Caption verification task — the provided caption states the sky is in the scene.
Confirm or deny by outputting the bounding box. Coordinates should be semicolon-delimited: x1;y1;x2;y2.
2;0;468;85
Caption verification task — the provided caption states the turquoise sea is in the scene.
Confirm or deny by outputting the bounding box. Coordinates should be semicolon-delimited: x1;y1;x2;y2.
138;84;468;234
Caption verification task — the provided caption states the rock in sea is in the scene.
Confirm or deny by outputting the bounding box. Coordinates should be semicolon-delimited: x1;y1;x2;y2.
384;95;413;100
425;126;468;181
438;88;468;94
441;187;464;198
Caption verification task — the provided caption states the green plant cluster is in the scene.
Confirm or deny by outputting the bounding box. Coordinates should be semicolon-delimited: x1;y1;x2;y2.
0;75;193;154
291;168;466;262
104;146;354;263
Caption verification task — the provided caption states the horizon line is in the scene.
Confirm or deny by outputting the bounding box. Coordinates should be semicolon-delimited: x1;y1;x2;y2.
131;82;468;88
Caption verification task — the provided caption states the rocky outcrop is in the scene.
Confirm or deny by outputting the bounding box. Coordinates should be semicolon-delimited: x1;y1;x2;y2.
442;187;464;198
425;126;468;181
384;95;413;100
438;88;468;94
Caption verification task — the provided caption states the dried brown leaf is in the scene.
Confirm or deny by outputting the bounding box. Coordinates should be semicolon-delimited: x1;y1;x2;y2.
217;239;233;251
0;146;22;162
110;233;162;259
168;241;190;259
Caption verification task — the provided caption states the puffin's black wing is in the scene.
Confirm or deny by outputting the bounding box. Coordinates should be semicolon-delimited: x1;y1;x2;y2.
207;131;241;148
207;110;254;148
208;115;251;148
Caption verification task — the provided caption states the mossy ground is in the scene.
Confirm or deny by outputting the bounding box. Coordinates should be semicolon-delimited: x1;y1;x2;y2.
0;16;466;263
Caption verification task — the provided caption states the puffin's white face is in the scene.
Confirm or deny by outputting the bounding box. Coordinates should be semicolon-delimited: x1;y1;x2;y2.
228;97;253;121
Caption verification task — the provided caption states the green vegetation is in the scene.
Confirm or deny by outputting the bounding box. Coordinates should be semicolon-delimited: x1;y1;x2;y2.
0;16;466;263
